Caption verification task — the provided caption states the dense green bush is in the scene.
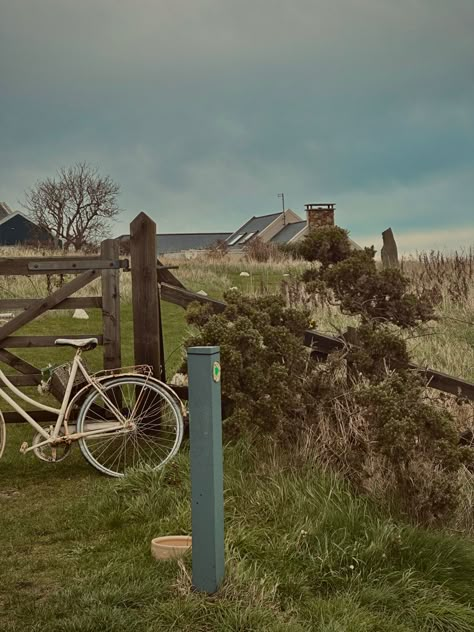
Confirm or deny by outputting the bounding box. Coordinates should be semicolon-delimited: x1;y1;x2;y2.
356;372;465;521
183;291;310;436
181;238;472;524
323;250;434;327
295;225;352;266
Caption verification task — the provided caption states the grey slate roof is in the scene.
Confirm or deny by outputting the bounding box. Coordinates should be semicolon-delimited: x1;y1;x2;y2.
226;213;281;247
156;233;231;254
119;233;232;255
271;221;306;244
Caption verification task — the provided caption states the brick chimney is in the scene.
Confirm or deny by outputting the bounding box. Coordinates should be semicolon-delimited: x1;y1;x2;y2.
305;203;335;229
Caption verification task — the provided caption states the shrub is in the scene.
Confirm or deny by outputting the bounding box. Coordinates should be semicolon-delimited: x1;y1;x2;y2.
344;323;411;380
183;291;310;436
355;372;465;522
243;236;285;263
296;225;352;266
315;248;435;328
182;269;471;525
206;238;229;260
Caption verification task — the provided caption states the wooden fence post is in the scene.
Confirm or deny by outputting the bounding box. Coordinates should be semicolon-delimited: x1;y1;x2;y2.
101;239;122;370
129;213;162;378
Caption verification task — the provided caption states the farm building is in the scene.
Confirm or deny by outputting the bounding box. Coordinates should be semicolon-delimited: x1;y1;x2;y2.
118;202;357;258
225;203;360;253
118;232;232;257
0;204;54;246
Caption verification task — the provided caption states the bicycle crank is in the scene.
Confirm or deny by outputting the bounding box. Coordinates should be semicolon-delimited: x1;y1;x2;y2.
32;431;71;463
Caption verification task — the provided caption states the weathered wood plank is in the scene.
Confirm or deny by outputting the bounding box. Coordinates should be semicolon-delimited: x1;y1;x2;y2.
0;334;103;348
4;375;41;386
0;269;100;342
157;286;166;382
0;349;41;382
304;329;344;354
304;329;474;401
130;213;162;379
0;256;128;275
101;240;121;371
156;258;186;289
160;283;226;313
4;410;57;424
28;259;128;272
0;297;102;310
409;364;474;400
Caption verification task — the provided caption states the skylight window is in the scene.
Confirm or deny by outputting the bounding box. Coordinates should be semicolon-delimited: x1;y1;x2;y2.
240;232;256;243
228;233;244;246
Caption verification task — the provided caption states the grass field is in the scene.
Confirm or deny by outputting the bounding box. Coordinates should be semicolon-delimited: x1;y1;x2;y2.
1;252;474;631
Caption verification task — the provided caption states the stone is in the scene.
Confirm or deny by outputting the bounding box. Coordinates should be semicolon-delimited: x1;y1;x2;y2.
239;272;250;277
197;290;208;296
72;308;89;320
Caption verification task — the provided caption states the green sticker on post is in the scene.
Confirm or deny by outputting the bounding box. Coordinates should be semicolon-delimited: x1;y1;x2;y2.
213;361;221;383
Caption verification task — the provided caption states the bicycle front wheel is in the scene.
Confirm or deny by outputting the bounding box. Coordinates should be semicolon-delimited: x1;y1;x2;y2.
76;376;183;477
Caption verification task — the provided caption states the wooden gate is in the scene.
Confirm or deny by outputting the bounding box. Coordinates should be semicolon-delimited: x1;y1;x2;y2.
0;239;127;423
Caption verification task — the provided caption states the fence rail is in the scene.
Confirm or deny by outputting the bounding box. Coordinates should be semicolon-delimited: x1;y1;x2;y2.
156;259;474;403
0;240;124;423
2;213;473;431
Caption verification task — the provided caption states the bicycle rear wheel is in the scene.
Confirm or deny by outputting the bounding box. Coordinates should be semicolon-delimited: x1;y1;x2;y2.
76;376;183;477
0;411;5;459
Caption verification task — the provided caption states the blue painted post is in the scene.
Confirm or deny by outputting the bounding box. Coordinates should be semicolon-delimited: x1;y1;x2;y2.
187;346;225;594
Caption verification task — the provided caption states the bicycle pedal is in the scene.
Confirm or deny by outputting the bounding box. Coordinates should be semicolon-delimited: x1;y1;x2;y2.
20;442;29;454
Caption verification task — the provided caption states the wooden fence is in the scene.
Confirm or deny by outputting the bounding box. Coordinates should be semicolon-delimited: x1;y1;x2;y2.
1;213;473;428
141;211;474;403
0;239;126;423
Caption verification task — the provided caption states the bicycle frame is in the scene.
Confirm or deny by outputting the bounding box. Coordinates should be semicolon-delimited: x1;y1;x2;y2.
0;350;125;454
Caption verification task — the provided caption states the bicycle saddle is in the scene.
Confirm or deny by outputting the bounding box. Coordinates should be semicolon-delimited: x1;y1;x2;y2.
54;338;98;350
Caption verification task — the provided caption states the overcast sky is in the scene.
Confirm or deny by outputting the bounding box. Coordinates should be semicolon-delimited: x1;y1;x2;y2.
1;1;473;252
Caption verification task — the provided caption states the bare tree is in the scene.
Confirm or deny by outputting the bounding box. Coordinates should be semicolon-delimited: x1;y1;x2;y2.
23;162;120;250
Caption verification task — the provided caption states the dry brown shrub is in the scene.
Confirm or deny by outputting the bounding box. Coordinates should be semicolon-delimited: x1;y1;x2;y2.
244;236;287;263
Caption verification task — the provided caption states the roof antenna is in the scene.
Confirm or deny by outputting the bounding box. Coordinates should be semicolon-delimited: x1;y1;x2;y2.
277;193;286;225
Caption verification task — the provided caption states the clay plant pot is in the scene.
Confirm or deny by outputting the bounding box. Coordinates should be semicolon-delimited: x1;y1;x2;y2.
151;535;192;561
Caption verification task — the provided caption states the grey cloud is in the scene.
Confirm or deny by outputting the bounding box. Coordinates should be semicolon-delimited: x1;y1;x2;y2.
0;0;473;244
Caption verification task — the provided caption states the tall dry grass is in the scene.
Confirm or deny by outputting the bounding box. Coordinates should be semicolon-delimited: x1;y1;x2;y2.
400;250;474;382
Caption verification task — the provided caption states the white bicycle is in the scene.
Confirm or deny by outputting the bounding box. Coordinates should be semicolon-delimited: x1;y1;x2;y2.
0;338;184;477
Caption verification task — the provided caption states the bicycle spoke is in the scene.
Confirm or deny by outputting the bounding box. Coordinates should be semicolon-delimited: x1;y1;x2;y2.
77;377;183;477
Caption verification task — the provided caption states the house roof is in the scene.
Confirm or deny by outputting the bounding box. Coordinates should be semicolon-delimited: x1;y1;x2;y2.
119;232;232;255
271;221;306;244
0;211;32;227
0;202;12;220
225;212;281;248
156;233;231;254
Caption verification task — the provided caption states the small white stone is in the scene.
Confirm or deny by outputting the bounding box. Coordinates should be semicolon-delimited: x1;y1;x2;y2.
73;308;89;320
229;286;238;291
197;290;208;296
283;273;290;277
239;272;250;277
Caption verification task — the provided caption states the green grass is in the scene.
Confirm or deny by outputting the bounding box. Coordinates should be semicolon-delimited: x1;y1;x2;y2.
1;260;474;630
1;437;473;631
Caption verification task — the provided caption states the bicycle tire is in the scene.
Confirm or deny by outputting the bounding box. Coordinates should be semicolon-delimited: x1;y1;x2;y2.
0;410;5;459
76;376;183;477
